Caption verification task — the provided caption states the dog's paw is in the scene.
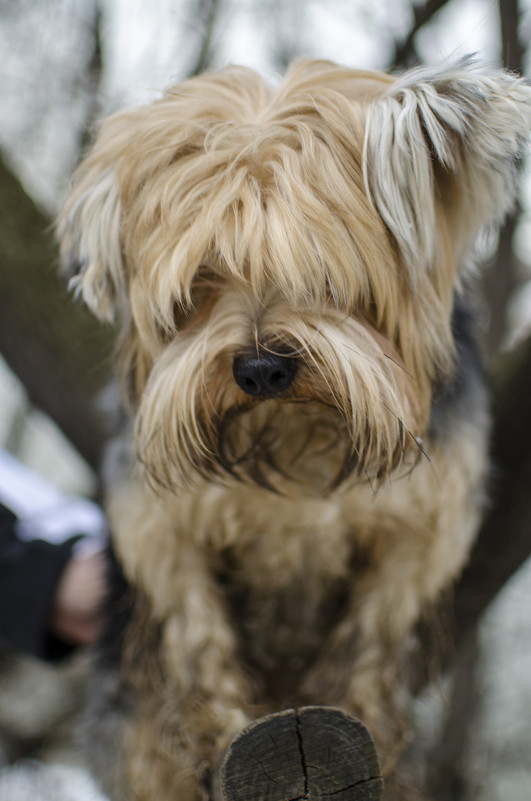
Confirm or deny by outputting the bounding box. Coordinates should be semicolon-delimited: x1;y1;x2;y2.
220;706;383;801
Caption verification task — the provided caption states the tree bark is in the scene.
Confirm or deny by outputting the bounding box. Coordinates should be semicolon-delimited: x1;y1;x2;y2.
0;155;113;470
453;337;531;644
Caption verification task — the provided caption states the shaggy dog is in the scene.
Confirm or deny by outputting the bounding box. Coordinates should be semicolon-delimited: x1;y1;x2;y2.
58;58;531;800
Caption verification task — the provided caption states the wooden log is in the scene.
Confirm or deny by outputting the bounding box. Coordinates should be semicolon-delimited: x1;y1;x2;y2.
220;707;383;801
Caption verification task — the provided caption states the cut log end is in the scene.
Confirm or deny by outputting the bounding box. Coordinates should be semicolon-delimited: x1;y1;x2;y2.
220;706;383;801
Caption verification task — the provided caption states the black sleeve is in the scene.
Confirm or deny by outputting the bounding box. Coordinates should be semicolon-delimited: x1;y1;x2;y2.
0;503;81;661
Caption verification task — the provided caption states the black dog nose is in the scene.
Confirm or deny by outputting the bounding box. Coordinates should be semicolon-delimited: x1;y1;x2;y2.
233;348;297;397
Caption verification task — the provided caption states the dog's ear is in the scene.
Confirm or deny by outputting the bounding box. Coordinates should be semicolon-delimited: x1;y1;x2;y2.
58;159;125;322
363;58;531;282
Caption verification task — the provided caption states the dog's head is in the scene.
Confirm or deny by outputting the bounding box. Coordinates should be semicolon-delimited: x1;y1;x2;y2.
59;58;531;494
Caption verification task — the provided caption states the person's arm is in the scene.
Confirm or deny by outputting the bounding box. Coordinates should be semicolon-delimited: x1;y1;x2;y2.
0;503;106;660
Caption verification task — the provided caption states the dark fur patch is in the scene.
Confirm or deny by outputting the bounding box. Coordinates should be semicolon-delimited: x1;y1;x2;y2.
429;293;487;439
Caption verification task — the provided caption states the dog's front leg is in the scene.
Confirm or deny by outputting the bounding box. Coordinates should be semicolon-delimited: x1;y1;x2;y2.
302;515;480;785
301;559;420;779
107;487;254;801
123;566;253;801
301;436;486;786
302;572;439;801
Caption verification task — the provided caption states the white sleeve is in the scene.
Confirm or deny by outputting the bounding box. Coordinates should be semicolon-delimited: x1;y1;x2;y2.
0;448;107;549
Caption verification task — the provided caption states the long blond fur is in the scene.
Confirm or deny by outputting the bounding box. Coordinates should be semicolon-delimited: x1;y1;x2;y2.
59;60;531;425
57;57;530;801
364;56;531;282
135;287;422;492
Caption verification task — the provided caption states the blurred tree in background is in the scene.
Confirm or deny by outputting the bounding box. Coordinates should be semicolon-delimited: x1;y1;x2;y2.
0;1;530;798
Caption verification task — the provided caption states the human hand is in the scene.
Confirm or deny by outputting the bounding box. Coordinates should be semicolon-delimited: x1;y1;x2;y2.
49;550;107;645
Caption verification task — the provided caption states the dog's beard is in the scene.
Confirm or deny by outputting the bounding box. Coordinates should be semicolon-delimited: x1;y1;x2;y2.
134;297;424;496
217;401;352;492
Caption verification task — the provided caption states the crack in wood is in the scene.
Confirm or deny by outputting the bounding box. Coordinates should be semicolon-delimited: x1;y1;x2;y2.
247;752;282;788
320;776;383;797
295;709;309;801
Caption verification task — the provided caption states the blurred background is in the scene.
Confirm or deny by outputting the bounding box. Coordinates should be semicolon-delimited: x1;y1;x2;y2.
0;1;530;799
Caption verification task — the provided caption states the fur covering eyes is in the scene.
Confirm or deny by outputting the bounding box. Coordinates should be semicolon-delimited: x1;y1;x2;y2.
58;57;531;801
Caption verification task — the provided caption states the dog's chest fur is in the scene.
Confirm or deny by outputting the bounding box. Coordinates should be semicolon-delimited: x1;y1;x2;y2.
210;491;355;675
110;465;361;663
105;294;488;707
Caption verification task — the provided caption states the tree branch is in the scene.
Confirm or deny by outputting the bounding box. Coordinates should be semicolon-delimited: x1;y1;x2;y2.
0;155;113;470
499;0;525;74
453;337;531;645
188;0;222;77
389;0;454;69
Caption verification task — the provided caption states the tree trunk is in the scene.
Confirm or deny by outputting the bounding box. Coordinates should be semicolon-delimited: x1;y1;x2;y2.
453;337;531;643
0;155;113;471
